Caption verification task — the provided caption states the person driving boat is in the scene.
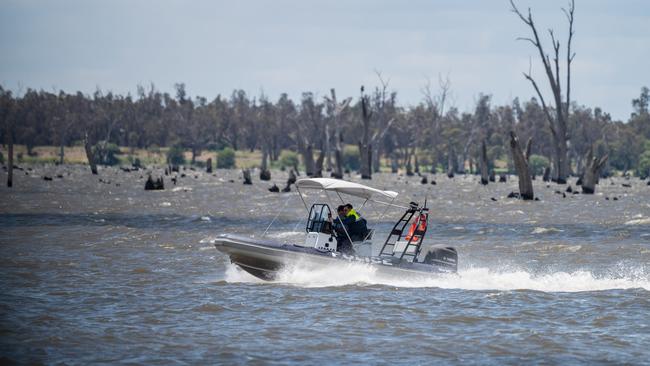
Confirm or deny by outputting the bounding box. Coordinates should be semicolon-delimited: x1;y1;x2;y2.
343;204;368;242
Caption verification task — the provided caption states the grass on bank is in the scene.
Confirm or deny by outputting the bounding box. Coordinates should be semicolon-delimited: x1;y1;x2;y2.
0;144;523;174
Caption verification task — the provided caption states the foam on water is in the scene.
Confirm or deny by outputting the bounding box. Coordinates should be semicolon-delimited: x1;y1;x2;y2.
625;217;650;225
224;263;650;292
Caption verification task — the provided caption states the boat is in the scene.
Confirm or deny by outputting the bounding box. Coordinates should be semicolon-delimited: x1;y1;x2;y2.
214;178;458;280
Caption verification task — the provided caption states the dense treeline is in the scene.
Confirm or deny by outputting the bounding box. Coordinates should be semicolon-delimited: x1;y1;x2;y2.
1;83;649;177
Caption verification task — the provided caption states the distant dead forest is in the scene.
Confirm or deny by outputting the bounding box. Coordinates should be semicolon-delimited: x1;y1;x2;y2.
1;82;648;177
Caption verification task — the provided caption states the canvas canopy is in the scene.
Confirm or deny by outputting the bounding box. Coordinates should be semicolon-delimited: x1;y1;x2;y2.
295;178;398;200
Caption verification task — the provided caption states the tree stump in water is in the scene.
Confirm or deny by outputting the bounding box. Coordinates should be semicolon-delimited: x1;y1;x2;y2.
499;174;507;182
83;132;98;175
242;169;253;185
509;131;534;200
489;170;496;182
288;169;297;185
282;169;297;192
420;176;428;184
260;169;271;181
144;175;164;190
479;140;489;185
390;155;398;174
268;184;280;192
206;158;213;173
581;146;608;194
542;166;551;182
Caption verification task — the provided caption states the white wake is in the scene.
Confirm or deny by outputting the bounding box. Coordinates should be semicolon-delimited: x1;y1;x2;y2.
224;262;650;292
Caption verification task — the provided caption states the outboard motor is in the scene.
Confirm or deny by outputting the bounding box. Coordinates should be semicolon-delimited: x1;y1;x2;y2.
422;247;458;272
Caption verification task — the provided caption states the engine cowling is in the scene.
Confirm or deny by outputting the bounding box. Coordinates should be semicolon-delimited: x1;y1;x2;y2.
422;246;457;272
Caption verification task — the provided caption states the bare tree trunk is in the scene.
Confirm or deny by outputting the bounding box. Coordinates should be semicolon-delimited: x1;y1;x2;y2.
324;122;332;172
302;144;315;177
359;87;372;180
59;144;64;165
457;155;466;174
333;149;343;179
325;89;349;179
191;147;198;165
406;148;414;176
206;157;213;174
242;169;252;185
511;0;575;184
390;153;398;173
84;132;98;175
447;146;455;178
542;166;551;182
581;146;608;194
480;140;489;185
260;148;271;180
7;125;13;188
314;148;325;178
509;131;534;200
372;145;381;173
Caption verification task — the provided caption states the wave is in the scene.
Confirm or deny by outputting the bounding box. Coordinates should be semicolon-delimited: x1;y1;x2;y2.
624;217;650;225
224;263;650;292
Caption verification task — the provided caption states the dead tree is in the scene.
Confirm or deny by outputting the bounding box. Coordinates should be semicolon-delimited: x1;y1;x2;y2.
282;169;297;192
242;169;252;185
480;140;489;185
295;93;323;177
359;86;373;179
144;175;164;190
83;131;98;175
206;158;213;173
260;149;271;180
511;0;575;184
258;96;274;181
6;124;13;188
371;71;397;173
446;145;455;178
358;86;394;179
542;166;551;182
581;146;608;194
324;89;351;179
509;131;534;200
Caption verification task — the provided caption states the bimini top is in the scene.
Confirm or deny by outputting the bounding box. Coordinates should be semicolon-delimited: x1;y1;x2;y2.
295;178;398;200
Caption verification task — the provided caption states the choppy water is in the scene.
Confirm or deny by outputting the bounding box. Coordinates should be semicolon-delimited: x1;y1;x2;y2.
1;165;649;364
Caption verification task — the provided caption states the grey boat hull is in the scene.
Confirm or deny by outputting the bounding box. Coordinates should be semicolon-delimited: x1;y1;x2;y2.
214;234;457;281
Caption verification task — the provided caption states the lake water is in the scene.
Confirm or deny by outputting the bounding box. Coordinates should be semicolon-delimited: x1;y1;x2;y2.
1;165;649;364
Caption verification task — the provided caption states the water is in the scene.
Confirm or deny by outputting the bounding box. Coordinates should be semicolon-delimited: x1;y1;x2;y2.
1;165;649;364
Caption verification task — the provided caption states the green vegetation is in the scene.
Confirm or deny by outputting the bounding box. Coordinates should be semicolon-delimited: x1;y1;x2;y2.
528;154;550;175
637;141;650;178
166;146;186;165
279;150;299;169
217;147;236;169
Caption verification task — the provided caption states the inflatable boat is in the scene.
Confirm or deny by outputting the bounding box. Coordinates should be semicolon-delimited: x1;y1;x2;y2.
214;178;457;280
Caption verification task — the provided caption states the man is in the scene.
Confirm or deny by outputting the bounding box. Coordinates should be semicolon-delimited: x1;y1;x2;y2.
330;205;355;254
342;203;368;242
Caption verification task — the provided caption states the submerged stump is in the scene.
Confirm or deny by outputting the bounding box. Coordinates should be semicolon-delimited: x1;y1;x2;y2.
144;175;164;190
242;169;253;185
509;131;534;200
582;146;608;194
206;158;213;173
